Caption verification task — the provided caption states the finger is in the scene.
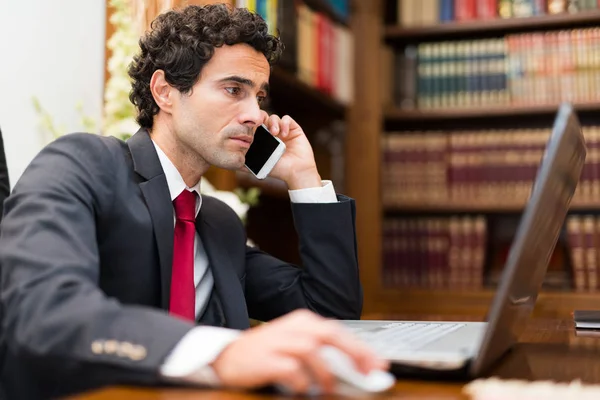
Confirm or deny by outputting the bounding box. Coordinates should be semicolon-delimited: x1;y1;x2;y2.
266;114;281;135
285;114;300;130
296;348;337;394
272;337;334;393
308;320;387;374
271;358;313;395
329;333;388;374
280;115;292;138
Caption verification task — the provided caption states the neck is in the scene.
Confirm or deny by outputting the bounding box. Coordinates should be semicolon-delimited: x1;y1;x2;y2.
149;122;209;187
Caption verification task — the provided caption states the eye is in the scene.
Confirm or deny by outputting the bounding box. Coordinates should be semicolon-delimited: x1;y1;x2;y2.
225;87;242;96
257;95;266;104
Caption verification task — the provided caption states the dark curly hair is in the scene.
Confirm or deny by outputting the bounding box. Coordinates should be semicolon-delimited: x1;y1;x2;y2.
128;3;284;129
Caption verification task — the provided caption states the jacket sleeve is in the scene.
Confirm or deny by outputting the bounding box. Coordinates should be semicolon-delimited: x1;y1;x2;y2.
0;134;193;393
0;128;10;220
244;195;363;321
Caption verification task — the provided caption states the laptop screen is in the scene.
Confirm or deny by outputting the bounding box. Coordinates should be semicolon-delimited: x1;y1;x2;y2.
471;103;587;375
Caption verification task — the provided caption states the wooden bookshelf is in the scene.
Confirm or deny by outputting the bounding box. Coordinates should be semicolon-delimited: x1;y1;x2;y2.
385;10;600;42
347;0;600;318
269;67;346;119
371;288;600;319
385;103;600;122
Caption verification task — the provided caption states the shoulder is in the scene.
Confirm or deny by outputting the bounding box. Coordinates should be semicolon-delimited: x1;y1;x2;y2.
29;133;127;172
14;133;126;194
47;132;123;155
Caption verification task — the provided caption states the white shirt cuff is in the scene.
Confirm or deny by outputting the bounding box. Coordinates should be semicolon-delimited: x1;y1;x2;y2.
288;180;338;203
160;326;242;386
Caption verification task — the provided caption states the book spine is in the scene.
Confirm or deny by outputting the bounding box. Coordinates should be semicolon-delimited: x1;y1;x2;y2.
548;0;567;13
473;216;487;289
534;0;546;13
499;0;514;17
448;217;462;288
513;0;534;16
440;0;455;21
583;215;598;291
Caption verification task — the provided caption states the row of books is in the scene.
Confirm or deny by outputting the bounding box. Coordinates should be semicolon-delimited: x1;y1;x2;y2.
382;214;594;291
508;29;600;106
398;0;498;26
234;0;354;105
236;0;350;26
296;2;353;104
382;216;487;289
567;214;600;291
397;0;599;27
386;27;600;110
381;127;600;207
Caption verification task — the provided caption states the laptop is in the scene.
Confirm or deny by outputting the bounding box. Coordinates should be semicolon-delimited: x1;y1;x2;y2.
342;102;587;379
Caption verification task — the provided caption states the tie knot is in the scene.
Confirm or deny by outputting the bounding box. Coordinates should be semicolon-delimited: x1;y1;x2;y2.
173;190;197;222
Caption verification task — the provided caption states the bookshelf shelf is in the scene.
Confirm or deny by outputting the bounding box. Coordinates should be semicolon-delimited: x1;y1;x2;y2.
236;171;289;198
374;288;600;318
385;103;600;122
303;0;349;26
385;11;600;43
269;67;347;118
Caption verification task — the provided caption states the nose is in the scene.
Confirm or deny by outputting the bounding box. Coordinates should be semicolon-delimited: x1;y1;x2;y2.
239;97;264;128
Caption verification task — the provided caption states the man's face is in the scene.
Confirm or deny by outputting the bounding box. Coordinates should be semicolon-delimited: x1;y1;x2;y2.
170;43;270;170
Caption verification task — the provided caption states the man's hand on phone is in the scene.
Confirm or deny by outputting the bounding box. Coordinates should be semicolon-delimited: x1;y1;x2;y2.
259;113;322;190
210;309;388;395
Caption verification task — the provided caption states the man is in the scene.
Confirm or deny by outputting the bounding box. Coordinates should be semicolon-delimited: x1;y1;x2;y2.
0;4;386;399
0;128;8;219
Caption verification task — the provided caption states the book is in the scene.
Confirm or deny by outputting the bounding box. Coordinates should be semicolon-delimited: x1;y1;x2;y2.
574;310;600;329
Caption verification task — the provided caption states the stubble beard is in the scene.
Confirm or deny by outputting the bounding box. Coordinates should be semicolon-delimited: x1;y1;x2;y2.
210;126;253;170
210;148;246;170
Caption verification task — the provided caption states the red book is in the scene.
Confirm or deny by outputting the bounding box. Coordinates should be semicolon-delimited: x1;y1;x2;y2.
316;13;326;92
327;19;336;95
455;0;477;21
477;0;497;19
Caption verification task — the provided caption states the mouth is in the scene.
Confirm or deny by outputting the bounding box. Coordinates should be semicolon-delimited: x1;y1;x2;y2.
229;135;253;149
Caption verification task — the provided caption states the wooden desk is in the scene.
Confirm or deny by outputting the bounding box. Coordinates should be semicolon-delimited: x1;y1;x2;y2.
71;317;600;399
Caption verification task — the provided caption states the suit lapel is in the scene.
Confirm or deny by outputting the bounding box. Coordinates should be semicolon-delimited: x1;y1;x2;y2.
139;180;173;311
197;210;250;330
128;129;174;310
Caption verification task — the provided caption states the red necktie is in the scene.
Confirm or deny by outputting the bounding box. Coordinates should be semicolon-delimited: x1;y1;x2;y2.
169;189;197;321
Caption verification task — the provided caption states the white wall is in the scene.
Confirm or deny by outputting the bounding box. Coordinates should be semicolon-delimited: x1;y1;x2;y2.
0;0;106;187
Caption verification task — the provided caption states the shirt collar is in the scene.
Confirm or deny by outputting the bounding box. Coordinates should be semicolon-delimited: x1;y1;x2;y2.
151;140;202;216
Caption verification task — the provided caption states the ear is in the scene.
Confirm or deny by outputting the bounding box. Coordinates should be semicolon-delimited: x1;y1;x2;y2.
150;70;174;114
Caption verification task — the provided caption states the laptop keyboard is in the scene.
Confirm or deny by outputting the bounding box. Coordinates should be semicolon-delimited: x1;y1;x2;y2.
352;322;466;354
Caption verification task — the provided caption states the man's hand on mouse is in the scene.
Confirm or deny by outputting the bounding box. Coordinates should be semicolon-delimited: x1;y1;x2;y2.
210;309;389;395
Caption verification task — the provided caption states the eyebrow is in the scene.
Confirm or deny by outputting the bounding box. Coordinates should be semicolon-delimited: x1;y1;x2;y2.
218;75;270;94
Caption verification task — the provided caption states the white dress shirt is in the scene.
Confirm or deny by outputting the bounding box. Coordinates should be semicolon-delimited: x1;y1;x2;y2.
151;140;338;385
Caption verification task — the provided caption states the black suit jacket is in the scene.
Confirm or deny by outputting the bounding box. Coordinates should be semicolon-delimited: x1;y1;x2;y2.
0;128;10;220
0;129;362;399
